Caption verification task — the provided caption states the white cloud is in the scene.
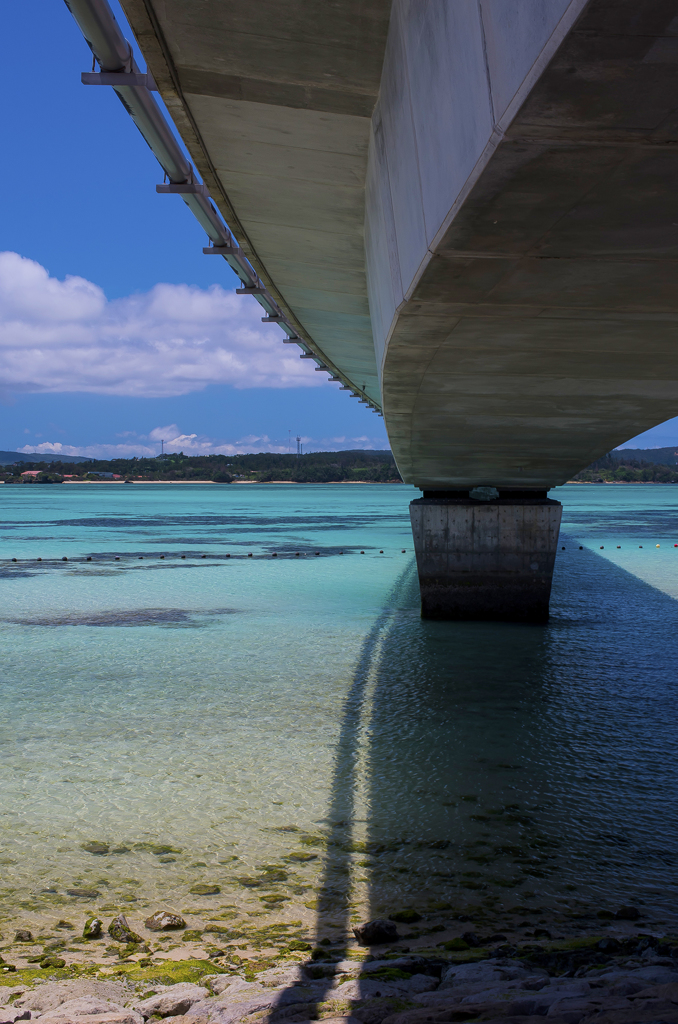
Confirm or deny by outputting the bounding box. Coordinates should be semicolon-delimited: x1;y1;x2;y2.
17;430;389;458
0;251;326;396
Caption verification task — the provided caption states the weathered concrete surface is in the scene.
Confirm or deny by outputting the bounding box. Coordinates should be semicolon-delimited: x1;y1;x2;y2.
119;0;393;406
118;0;678;492
410;496;562;620
368;0;678;488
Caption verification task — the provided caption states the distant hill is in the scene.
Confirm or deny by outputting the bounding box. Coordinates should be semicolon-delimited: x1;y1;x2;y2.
0;450;91;465
612;446;678;466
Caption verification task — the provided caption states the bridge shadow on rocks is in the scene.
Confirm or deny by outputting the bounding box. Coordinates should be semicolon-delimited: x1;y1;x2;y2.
262;544;678;1024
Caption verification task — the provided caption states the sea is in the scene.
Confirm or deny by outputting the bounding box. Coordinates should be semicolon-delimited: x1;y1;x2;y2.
0;482;677;939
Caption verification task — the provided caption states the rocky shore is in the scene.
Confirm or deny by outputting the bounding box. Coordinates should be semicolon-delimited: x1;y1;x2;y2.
1;902;678;1024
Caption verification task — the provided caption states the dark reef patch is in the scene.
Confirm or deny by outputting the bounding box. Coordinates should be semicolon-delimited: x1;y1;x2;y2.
3;607;240;627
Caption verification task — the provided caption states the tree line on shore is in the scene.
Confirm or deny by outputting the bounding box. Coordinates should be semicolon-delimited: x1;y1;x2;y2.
572;453;678;483
1;450;403;484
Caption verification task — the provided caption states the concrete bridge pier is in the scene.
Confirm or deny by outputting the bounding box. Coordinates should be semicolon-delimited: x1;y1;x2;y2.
410;493;562;623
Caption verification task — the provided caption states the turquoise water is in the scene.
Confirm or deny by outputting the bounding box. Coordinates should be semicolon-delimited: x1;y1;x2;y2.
0;482;677;937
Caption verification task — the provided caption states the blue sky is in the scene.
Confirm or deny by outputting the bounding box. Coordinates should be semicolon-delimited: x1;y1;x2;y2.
0;2;674;457
0;1;387;457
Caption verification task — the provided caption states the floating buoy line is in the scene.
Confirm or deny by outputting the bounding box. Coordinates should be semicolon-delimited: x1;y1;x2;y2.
3;549;413;565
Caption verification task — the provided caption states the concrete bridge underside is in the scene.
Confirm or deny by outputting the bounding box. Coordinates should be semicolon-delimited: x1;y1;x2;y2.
117;0;678;619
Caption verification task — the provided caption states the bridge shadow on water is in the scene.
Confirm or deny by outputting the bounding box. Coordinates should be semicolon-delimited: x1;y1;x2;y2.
274;546;678;1015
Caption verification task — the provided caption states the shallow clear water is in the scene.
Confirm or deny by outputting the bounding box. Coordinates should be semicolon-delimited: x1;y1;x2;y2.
0;482;677;938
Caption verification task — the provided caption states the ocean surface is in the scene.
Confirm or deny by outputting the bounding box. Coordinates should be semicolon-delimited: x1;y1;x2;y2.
1;482;677;937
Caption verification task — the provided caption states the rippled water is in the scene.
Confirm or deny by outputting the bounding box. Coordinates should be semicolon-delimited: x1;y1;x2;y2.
0;482;677;937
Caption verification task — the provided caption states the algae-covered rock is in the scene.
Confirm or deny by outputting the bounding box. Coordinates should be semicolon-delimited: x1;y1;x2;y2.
66;888;101;898
353;919;399;946
55;920;75;930
287;939;312;951
441;937;470;950
389;909;421;924
83;916;103;939
14;929;32;942
188;883;220;895
40;955;66;968
145;911;186;931
108;914;142;943
286;852;317;862
182;929;203;941
81;841;110;855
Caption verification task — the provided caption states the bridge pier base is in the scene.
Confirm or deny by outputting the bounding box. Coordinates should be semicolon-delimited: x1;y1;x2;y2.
410;493;562;622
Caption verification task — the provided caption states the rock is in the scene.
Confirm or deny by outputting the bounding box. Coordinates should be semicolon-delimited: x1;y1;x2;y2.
254;965;307;987
35;998;126;1018
0;1009;30;1024
327;979;405;1000
287;940;312;951
439;958;545;992
440;938;469;950
188;884;220;896
135;984;209;1019
181;930;203;942
38;1014;142;1024
56;921;75;930
408;975;438;994
81;842;110;856
41;957;67;969
14;930;32;942
83;918;103;940
353;919;399;946
461;931;480;946
598;937;620;952
107;915;142;944
66;890;101;899
389;910;421;924
144;912;185;932
615;905;640;920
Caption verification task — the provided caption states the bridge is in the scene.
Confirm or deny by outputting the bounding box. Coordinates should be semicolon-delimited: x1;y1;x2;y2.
65;0;678;621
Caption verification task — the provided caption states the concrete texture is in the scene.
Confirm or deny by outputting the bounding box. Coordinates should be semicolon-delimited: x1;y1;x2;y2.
369;0;678;488
410;496;563;620
118;0;678;495
119;0;393;406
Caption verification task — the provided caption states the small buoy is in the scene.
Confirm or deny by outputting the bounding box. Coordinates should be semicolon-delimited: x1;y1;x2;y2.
295;552;300;556
401;549;406;553
11;558;17;563
272;552;277;558
339;551;344;555
62;556;68;562
617;545;621;549
37;557;42;562
115;556;120;561
160;555;165;559
360;551;365;554
579;546;583;550
656;544;660;548
379;550;384;554
139;556;143;560
315;552;320;556
600;546;604;550
226;554;230;558
181;554;186;559
86;556;91;561
639;546;643;549
201;554;207;558
561;546;565;550
248;553;253;557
